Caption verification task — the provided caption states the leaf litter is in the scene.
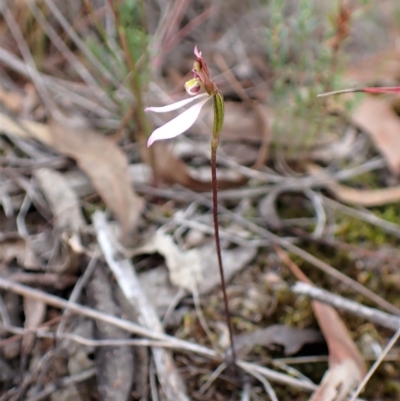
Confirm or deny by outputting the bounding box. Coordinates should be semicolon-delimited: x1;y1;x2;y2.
1;1;400;400
276;246;366;401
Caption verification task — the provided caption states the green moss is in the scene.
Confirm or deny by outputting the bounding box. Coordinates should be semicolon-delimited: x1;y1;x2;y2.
335;203;400;247
344;171;382;189
336;216;387;246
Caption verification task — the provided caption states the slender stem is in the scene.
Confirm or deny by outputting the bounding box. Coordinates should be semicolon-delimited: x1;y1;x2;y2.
81;0;125;72
210;145;237;365
110;1;159;185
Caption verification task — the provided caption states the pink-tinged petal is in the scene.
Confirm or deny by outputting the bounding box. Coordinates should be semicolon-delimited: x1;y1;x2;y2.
194;45;202;58
147;97;210;147
145;93;208;113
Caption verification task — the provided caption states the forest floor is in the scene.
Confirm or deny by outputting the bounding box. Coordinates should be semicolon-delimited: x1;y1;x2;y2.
1;1;400;400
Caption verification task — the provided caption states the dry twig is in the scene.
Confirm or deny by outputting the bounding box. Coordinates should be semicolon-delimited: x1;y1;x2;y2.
93;210;190;401
292;282;400;330
0;276;318;393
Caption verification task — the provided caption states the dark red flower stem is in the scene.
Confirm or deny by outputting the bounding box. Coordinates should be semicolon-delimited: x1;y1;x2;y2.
210;144;237;367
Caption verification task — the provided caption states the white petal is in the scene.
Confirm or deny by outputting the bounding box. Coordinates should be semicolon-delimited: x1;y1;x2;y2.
145;93;208;113
147;97;210;147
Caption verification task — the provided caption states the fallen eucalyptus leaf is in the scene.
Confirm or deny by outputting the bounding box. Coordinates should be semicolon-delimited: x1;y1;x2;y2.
0;112;144;243
307;163;400;207
234;325;324;358
34;168;85;233
276;247;366;401
49;118;144;243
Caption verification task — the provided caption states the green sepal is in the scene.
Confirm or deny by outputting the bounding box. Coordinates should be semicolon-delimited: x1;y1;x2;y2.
212;91;225;139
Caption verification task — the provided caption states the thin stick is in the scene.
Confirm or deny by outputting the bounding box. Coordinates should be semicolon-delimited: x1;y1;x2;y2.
292;282;400;331
56;249;100;337
317;88;358;97
348;326;400;401
240;363;279;401
43;0;119;86
1;4;54;112
135;182;400;314
193;287;219;351
180;187;400;315
0;324;178;348
25;368;96;401
0;275;214;357
198;363;227;395
0;276;319;391
93;211;189;401
26;1;98;87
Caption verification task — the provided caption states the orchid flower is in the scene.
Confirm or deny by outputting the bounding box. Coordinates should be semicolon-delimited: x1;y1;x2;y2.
145;46;224;147
145;46;236;363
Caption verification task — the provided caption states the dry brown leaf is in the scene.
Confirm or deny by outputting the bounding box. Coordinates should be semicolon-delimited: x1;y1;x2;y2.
276;247;366;401
35;168;85;273
132;229;202;292
86;264;133;401
62;164;151;199
132;229;257;295
93;211;189;400
0;112;52;144
141;141;247;191
198;101;271;166
307;163;400;206
345;48;400;86
341;47;400;175
138;267;179;317
351;96;400;175
0;235;38;269
220;101;269;143
0;111;144;242
309;360;365;401
234;325;324;358
198;242;257;294
22;297;46;355
0;87;24;113
48;118;144;242
251;100;271;170
34;168;86;233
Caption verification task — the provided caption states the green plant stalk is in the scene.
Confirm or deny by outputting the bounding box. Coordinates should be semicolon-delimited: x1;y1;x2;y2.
82;0;125;72
110;0;159;188
211;93;237;366
112;3;149;144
